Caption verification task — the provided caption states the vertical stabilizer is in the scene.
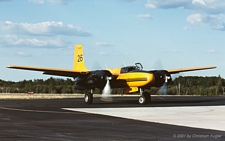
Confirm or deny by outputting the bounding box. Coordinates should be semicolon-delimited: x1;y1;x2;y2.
73;44;89;71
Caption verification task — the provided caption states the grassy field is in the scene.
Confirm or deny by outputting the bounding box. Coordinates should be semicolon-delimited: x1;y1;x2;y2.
0;93;139;100
0;93;87;100
0;93;210;100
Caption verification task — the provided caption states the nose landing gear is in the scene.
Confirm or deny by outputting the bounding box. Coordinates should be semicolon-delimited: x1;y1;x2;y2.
138;89;151;105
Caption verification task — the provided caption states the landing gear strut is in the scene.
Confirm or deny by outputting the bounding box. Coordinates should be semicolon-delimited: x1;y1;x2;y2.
138;89;151;105
84;89;93;104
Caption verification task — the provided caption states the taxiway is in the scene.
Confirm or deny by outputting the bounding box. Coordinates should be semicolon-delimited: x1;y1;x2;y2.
0;95;224;141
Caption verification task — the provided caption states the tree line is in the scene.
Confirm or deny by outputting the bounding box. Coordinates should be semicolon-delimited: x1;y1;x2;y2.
0;77;75;94
167;75;225;96
0;76;224;95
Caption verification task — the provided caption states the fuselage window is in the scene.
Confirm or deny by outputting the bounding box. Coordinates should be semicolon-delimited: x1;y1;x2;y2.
128;67;135;72
120;67;128;73
120;66;137;73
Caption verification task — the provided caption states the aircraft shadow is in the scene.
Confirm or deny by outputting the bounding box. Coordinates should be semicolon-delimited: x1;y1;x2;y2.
72;96;225;108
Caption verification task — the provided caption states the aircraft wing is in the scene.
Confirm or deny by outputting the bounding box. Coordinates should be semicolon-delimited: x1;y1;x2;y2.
167;66;216;74
6;65;89;77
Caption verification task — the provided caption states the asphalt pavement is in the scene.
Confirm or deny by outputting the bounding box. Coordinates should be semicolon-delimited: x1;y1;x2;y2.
0;95;225;141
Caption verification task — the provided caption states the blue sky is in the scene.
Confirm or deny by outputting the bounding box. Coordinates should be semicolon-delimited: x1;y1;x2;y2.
0;0;224;81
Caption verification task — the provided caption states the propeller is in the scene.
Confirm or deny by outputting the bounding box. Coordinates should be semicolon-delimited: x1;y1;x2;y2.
151;59;174;95
101;76;113;102
91;61;102;70
158;75;171;95
152;59;164;70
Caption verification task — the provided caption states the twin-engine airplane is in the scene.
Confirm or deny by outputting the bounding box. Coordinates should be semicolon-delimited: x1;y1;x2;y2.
7;44;216;104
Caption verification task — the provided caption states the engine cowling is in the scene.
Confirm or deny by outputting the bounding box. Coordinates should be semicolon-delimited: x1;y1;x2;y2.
75;70;112;90
150;70;171;87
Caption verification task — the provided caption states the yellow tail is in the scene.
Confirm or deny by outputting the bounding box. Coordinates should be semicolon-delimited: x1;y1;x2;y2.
73;44;89;71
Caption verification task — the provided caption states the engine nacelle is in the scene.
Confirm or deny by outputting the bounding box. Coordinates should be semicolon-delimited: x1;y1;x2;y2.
150;70;172;87
74;70;112;90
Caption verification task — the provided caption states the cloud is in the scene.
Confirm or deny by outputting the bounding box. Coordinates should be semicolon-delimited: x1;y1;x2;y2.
145;0;225;31
95;42;112;46
187;13;225;30
0;35;68;48
99;52;109;55
48;0;71;4
28;0;44;5
145;0;225;14
207;49;218;53
0;21;92;37
183;25;194;30
191;0;225;15
135;14;152;20
15;52;32;57
192;0;206;5
145;0;190;9
28;0;71;5
186;13;203;24
117;0;139;2
0;0;11;2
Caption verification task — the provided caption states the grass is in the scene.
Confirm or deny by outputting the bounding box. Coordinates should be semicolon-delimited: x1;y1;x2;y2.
0;93;86;100
0;93;139;100
0;93;212;100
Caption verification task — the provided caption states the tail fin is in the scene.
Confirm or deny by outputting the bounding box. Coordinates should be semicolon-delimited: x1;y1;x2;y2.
73;44;89;71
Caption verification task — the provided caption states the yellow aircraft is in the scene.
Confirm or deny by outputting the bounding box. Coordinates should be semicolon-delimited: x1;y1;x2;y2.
7;44;216;104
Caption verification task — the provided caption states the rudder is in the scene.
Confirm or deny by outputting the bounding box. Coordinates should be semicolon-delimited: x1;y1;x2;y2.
73;44;89;71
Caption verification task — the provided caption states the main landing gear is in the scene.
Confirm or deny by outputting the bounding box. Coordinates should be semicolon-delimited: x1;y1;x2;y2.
138;89;151;105
84;89;151;105
84;89;93;104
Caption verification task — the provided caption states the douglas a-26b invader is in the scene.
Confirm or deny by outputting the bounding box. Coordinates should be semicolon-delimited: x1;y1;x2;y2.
7;44;216;104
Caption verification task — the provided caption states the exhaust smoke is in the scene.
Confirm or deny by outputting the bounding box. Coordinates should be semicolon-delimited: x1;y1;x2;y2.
158;82;167;95
101;77;113;102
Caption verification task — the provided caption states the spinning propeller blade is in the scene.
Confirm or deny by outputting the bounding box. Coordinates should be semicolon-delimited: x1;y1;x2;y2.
101;77;113;102
158;76;170;95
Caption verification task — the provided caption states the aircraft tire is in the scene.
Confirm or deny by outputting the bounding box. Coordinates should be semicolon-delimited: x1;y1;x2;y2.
84;93;93;104
138;95;146;105
139;92;151;105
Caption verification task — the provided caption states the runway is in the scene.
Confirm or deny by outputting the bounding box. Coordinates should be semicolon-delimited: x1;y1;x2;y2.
0;95;225;141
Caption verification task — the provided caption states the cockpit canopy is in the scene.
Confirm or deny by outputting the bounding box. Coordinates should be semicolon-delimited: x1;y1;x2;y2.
120;63;143;73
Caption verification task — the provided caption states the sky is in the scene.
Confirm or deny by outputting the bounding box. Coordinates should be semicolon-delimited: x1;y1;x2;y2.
0;0;224;81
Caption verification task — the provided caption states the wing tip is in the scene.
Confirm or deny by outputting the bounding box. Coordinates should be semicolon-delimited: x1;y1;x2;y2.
6;65;18;68
6;65;12;68
202;66;217;69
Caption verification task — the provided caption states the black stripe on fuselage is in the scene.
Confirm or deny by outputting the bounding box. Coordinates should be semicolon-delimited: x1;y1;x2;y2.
126;77;147;82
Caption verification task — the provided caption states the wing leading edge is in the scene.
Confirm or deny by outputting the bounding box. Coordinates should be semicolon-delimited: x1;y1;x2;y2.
167;66;216;74
6;66;89;78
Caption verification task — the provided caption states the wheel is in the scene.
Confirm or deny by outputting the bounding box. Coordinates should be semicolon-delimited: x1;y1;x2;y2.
84;93;93;104
138;95;146;105
138;92;151;105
